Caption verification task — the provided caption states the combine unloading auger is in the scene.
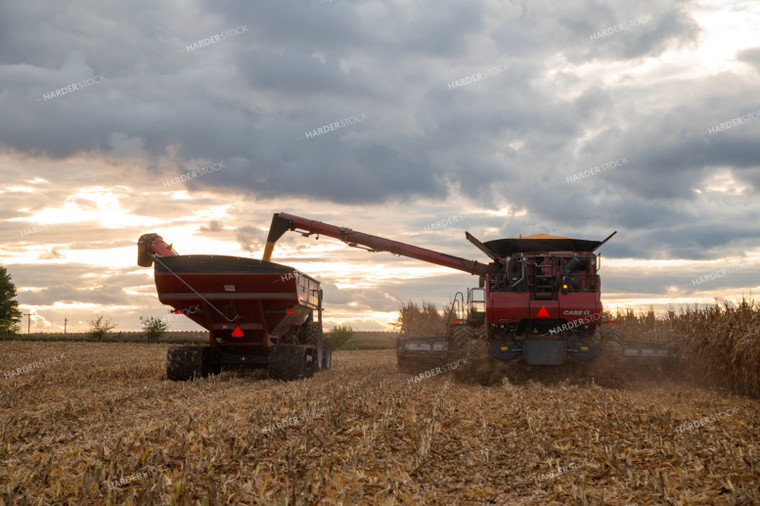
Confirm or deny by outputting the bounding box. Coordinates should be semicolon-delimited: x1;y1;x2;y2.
263;212;674;381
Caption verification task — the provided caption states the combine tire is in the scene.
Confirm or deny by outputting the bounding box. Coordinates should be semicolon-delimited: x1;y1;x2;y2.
167;345;206;381
585;339;626;387
448;326;473;363
447;325;502;385
268;344;316;381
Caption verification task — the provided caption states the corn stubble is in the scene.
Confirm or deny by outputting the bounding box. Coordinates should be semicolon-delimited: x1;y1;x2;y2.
1;298;759;506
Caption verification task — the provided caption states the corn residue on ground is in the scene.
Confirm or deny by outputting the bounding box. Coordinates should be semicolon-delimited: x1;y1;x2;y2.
1;343;759;505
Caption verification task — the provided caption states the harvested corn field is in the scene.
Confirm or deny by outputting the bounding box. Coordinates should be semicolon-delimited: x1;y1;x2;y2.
1;342;759;505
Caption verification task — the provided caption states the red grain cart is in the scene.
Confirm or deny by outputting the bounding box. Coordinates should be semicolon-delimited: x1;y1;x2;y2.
138;233;331;380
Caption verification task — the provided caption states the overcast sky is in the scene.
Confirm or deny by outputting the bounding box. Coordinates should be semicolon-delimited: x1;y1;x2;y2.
1;0;758;333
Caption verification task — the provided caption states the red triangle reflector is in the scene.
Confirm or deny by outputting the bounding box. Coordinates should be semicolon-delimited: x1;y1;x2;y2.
537;306;550;318
232;326;244;337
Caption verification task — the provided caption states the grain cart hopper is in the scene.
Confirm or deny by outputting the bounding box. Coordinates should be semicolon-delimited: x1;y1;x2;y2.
138;233;331;380
261;213;665;371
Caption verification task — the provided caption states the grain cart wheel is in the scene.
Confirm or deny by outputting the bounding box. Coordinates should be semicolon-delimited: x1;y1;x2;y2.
305;323;329;372
304;345;316;378
268;344;314;381
167;345;205;381
203;347;222;376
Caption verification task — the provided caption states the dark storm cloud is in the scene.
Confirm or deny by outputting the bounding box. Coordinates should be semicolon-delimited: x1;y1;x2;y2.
0;0;713;205
1;0;758;284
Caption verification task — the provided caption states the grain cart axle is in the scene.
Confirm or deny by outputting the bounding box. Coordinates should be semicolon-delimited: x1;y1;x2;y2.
137;233;331;380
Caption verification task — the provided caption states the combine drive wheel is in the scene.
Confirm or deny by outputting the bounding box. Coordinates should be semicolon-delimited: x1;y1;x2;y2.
268;344;315;381
448;325;474;363
586;338;626;387
167;345;205;381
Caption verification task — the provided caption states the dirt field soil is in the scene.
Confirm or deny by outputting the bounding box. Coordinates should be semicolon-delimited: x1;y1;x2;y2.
1;342;758;504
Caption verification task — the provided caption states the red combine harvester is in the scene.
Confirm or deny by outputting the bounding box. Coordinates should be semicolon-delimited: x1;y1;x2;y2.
138;233;331;381
262;212;649;372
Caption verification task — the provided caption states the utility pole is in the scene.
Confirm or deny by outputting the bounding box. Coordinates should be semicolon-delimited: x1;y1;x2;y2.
23;311;36;334
64;317;68;334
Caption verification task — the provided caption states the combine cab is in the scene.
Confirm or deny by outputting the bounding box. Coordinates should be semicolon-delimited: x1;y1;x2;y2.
137;233;331;381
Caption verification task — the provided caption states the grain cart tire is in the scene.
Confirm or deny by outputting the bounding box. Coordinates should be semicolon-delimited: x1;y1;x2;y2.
304;345;317;378
305;323;329;372
167;345;205;381
203;347;222;376
268;344;314;381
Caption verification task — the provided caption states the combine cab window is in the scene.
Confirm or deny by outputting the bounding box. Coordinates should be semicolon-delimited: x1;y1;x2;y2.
489;253;598;296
